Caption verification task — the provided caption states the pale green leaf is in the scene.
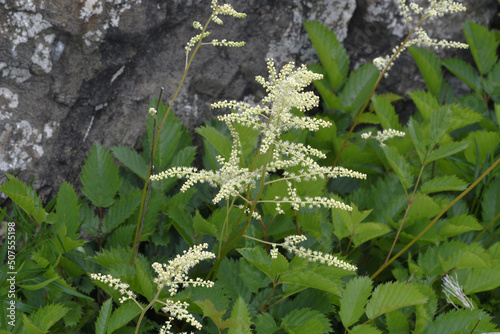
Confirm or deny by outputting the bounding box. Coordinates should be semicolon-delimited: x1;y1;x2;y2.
30;303;70;332
481;176;500;224
365;282;427;319
353;222;391;247
309;64;343;110
423;309;490;334
386;311;409;334
0;174;47;223
193;210;218;237
464;130;500;165
438;214;482;237
228;297;252;334
350;324;382;334
238;247;273;278
408;90;439;121
340;276;373;327
255;313;280;334
429;106;451;146
463;267;500;294
420;175;468;194
448;104;482;131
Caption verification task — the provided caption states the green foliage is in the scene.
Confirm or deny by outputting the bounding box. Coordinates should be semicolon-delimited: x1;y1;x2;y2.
2;7;499;334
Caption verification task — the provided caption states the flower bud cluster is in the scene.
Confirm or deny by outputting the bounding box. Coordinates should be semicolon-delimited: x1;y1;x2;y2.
374;1;467;74
152;243;215;295
159;299;202;334
185;0;246;59
361;129;406;147
90;273;137;303
281;235;357;271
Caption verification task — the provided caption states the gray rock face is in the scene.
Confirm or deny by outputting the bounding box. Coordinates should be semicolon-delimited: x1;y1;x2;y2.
0;0;497;202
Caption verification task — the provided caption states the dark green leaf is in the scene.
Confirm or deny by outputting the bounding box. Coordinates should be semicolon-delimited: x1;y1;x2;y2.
426;141;469;163
371;94;399;130
80;143;122;208
111;146;148;180
443;58;481;92
409;47;443;96
407;118;427;163
196;125;233;162
339;63;379;112
464;21;499;75
56;182;81;236
308;64;342;110
381;146;413;189
304;20;349;91
95;299;113;334
255;313;280;334
30;303;70;332
420;175;468;194
386;311;409;334
102;191;142;233
281;308;332;334
107;301;142;334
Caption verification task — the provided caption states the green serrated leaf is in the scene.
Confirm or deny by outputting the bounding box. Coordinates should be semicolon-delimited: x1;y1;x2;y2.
407;118;427;163
463;267;500;294
340;63;379;112
426;140;469;163
80;143;122;208
408;90;439;121
464;21;499;75
30;303;70;332
365;282;427;320
0;175;47;223
423;309;489;334
386;311;409;334
448;104;482;131
102;191;142;233
107;301;142;334
481;176;500;224
111;146;148;180
420;175;468;194
340;276;373;327
463;130;500;165
193;210;218;237
371;94;399;130
228;297;252;334
56;182;81;236
304;20;349;91
95;299;113;334
443;58;481;92
353;222;391;247
196;125;233;162
282;308;332;334
280;264;351;296
429;106;451;146
61;301;82;328
381;146;413;189
238;247;273;278
308;64;343;110
409;47;443;96
255;313;280;334
135;257;155;300
350;324;382;334
438;214;482;237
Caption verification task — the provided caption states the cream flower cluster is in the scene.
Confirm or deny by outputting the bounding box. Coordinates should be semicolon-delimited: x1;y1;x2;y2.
279;235;357;271
152;243;215;295
90;273;137;303
373;0;468;74
90;244;215;334
184;0;246;59
152;59;366;213
361;128;406;147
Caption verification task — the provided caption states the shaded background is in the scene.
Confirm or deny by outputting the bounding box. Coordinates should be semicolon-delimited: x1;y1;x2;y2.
0;0;497;204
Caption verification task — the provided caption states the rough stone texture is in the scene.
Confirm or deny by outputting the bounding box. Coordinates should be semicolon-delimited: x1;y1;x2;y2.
0;0;497;203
